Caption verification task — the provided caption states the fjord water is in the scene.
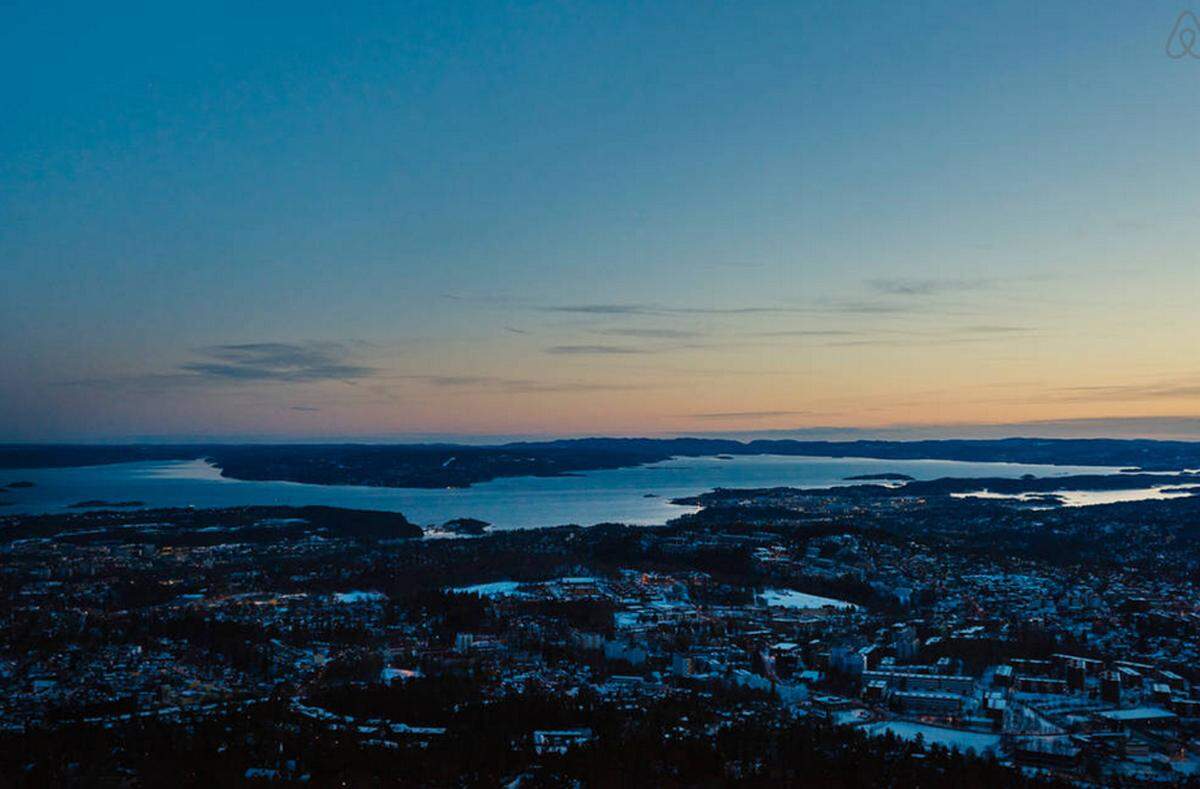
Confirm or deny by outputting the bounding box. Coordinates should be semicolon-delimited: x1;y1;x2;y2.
1;455;1119;530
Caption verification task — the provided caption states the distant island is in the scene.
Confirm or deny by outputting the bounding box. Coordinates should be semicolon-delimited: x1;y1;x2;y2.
67;500;146;509
0;505;422;546
672;471;1200;508
438;517;491;536
843;473;915;481
6;480;35;488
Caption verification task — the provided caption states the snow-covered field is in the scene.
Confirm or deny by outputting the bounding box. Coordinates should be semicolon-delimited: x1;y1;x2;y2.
449;581;523;598
759;588;857;610
863;721;1000;753
333;591;386;604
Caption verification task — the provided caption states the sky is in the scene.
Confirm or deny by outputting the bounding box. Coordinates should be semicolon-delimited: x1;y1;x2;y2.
2;1;1199;442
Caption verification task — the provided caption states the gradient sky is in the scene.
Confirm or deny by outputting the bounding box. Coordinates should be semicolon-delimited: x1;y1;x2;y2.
3;1;1199;441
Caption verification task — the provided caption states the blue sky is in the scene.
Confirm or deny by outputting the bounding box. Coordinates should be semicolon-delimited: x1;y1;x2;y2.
2;1;1199;440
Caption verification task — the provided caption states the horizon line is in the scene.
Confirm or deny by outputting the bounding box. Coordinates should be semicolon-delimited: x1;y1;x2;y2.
4;415;1200;446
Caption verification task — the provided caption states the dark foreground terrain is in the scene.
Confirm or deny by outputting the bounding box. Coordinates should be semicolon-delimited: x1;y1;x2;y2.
4;484;1200;784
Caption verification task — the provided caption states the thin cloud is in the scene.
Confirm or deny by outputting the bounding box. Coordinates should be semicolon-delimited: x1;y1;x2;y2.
690;410;810;419
420;375;497;387
545;344;650;355
815;299;932;316
503;380;647;393
395;374;650;393
866;277;994;296
181;342;376;382
56;372;205;392
539;303;807;317
61;341;381;391
542;304;650;316
755;329;858;338
594;328;704;339
1053;378;1200;402
824;336;1012;348
957;324;1030;334
538;297;976;320
790;325;1036;347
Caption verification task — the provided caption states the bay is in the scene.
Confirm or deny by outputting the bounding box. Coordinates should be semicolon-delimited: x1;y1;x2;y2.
0;455;1125;530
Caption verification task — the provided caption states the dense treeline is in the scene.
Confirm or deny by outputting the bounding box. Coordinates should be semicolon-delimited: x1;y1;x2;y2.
0;692;1085;787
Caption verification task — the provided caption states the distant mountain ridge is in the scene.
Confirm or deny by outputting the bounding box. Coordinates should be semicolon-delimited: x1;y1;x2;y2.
516;436;1200;470
1;437;1198;489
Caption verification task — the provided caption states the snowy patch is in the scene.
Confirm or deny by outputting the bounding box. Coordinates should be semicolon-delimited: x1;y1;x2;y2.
759;588;857;611
333;591;386;604
449;581;523;598
864;721;1000;753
